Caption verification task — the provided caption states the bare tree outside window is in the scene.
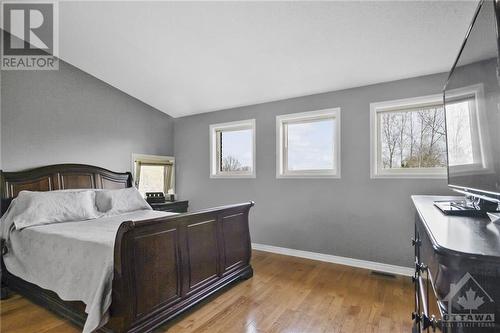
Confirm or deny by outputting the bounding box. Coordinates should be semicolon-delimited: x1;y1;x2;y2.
379;105;447;170
221;155;251;172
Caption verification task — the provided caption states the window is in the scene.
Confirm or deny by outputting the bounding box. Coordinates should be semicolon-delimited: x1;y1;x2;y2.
132;154;175;196
370;86;487;178
370;94;447;178
276;108;341;178
445;84;490;174
210;119;256;178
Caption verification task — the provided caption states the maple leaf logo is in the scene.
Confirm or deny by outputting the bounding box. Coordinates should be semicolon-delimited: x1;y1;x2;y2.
457;288;485;312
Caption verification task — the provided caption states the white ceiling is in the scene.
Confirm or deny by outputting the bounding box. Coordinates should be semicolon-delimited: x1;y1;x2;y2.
55;1;478;118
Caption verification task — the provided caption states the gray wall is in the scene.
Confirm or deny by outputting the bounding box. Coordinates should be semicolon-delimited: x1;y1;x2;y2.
0;70;2;169
174;72;454;268
1;61;174;172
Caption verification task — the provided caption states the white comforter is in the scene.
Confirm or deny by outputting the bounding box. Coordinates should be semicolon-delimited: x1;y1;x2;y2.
0;209;176;333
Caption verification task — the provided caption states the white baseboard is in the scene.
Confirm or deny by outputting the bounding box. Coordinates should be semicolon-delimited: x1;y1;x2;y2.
251;243;414;277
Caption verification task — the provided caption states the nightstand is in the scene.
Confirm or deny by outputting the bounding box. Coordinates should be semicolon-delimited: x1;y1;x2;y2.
149;200;188;213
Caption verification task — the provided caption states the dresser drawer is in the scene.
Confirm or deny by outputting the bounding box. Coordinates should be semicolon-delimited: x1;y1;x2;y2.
414;222;443;332
413;270;443;332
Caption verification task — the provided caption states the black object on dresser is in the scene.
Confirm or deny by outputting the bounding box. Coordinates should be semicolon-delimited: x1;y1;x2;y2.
412;195;500;333
149;200;188;213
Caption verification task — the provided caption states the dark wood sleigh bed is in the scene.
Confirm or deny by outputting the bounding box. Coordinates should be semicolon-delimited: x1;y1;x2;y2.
0;164;254;333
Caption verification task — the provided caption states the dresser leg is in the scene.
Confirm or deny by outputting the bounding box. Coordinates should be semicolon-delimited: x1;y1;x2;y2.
239;266;254;280
0;286;10;300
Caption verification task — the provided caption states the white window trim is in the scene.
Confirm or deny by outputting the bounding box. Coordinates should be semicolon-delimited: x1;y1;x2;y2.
209;119;256;179
276;108;341;179
370;84;487;179
131;153;176;193
370;93;447;179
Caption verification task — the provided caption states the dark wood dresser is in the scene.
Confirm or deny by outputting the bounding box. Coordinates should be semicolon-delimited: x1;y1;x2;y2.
149;200;188;213
412;195;500;332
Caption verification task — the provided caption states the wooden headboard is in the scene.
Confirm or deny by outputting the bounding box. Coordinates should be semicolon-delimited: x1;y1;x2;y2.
0;164;133;214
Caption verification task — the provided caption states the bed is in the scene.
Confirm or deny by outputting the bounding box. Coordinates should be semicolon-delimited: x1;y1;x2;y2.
0;164;254;333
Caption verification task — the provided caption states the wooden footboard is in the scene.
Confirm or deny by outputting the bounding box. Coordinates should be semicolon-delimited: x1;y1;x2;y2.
108;202;254;333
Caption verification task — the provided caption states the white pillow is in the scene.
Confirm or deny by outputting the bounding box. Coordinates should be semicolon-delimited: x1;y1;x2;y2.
12;190;100;230
95;187;151;215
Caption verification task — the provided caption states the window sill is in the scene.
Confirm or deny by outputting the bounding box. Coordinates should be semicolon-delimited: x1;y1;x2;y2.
210;174;256;179
370;173;447;179
276;173;341;179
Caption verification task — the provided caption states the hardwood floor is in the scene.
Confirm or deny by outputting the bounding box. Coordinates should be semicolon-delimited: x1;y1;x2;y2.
0;250;413;333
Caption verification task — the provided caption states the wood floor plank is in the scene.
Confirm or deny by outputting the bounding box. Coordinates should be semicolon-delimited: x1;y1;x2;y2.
1;250;413;332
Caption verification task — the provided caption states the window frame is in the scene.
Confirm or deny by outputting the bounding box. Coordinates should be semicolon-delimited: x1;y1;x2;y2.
276;108;341;179
369;85;487;179
131;153;175;194
370;94;447;179
209;119;256;179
